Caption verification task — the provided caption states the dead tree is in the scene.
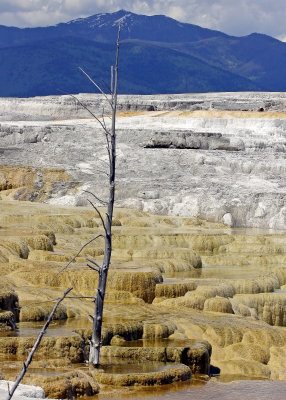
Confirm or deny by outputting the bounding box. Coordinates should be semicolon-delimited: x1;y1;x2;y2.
68;26;121;366
86;25;121;367
6;29;121;400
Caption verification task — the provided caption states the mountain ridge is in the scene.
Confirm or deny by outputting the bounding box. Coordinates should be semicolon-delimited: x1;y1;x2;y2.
0;9;228;48
0;9;285;96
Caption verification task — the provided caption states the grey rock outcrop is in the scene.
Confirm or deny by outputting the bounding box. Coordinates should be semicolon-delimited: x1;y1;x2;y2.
145;131;245;151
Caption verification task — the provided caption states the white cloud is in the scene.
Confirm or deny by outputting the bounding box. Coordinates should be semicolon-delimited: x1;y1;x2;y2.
0;0;285;40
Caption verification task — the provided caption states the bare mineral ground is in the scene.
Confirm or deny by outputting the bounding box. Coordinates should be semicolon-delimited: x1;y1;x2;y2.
1;92;286;398
0;92;286;229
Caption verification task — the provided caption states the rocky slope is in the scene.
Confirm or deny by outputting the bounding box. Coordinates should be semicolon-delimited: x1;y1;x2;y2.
1;92;286;229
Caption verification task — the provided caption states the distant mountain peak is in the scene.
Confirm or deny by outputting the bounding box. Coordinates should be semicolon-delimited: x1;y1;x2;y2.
112;10;134;27
66;9;134;28
245;32;281;43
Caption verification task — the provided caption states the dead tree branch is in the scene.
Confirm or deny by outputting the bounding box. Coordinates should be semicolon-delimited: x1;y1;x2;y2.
86;200;107;235
84;190;108;205
78;67;113;108
86;257;101;270
46;234;104;287
64;92;111;136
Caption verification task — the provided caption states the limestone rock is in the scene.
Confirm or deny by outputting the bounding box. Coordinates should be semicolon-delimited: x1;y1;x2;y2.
222;213;233;226
0;381;53;400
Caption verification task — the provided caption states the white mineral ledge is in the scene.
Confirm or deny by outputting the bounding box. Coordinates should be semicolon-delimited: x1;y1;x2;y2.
0;381;58;400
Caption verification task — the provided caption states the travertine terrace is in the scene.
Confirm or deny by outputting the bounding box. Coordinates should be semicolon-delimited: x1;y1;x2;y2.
1;92;286;229
1;200;286;397
1;92;286;398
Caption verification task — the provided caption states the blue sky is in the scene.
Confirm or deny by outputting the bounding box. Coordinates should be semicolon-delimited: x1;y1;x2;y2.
0;0;285;41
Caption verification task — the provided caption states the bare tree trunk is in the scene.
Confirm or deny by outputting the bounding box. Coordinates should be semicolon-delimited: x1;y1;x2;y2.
88;25;120;367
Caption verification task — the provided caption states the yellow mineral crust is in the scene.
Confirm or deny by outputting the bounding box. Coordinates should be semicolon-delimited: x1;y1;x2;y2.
0;335;84;362
0;165;76;202
121;109;286;120
234;292;286;326
203;297;233;314
91;364;192;386
155;282;197;299
1;199;286;391
24;371;100;398
100;341;211;375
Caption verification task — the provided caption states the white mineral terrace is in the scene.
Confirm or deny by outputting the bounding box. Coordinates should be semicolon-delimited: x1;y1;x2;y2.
0;92;286;229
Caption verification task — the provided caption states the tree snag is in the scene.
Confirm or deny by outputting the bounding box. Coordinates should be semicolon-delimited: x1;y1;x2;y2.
88;24;121;367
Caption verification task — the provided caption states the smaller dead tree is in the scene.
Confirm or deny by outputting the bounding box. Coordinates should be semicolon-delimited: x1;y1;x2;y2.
5;288;72;400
